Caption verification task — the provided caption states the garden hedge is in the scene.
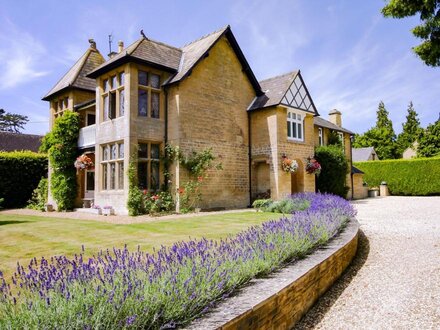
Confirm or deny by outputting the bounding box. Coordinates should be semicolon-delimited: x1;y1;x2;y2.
354;157;440;196
0;151;48;208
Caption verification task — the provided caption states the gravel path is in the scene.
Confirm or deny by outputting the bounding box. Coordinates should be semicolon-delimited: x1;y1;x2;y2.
295;196;440;330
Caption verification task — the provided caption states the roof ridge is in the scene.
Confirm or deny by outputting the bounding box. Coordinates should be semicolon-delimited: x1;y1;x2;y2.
259;70;299;83
181;25;229;48
142;36;181;51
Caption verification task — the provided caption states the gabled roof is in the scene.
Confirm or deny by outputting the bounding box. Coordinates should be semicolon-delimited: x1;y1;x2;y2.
352;147;378;162
87;37;182;78
43;47;105;100
248;70;318;114
351;165;364;174
0;132;43;152
165;25;263;95
87;26;263;96
314;116;354;134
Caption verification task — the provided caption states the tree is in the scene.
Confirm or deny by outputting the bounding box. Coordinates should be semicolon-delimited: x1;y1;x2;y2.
382;0;440;67
417;116;440;157
0;109;29;133
315;145;349;198
396;102;422;155
353;101;398;159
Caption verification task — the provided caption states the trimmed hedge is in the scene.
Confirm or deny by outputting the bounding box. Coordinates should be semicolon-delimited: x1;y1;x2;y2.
354;157;440;196
0;151;48;208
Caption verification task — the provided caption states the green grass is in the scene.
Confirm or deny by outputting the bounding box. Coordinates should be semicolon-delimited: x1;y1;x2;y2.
0;212;277;279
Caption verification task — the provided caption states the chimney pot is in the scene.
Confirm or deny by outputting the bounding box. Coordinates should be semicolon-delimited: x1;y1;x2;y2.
118;40;124;53
329;109;342;127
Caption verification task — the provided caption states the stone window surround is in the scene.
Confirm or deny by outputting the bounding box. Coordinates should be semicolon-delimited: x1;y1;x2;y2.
137;141;161;191
52;96;70;119
136;66;162;119
101;141;124;191
286;108;305;142
101;71;125;122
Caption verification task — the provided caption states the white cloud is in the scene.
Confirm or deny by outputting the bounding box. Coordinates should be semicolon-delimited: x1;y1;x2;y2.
0;19;49;90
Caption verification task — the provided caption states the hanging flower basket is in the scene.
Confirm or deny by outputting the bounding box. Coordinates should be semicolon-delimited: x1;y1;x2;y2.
306;157;321;175
281;155;298;173
74;154;94;170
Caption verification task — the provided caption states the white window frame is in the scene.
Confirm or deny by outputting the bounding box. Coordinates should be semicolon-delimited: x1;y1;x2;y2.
338;132;345;152
318;127;323;146
287;109;305;142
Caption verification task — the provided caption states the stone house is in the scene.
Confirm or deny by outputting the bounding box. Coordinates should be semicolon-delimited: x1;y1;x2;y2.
43;26;359;214
352;146;379;162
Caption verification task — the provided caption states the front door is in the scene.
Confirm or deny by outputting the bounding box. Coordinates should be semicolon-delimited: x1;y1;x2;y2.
85;170;95;198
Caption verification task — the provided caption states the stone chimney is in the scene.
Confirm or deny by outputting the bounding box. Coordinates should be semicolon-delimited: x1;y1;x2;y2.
118;41;124;53
329;109;342;127
88;38;96;50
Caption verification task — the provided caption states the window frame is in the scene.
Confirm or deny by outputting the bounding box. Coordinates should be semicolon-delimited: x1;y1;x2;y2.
101;142;125;191
318;127;323;146
101;71;125;122
137;142;161;191
137;68;161;119
286;109;305;142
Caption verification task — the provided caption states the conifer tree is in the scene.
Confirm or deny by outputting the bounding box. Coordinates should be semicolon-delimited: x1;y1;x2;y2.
396;102;422;156
417;116;440;157
353;101;398;159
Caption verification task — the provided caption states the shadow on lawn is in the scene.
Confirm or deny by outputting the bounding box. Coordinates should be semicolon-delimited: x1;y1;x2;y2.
0;220;29;226
294;230;370;329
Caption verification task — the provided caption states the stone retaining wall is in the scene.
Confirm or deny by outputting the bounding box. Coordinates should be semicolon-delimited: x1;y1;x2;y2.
186;219;360;330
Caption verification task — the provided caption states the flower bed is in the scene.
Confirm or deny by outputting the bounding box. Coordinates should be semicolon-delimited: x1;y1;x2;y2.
0;193;356;329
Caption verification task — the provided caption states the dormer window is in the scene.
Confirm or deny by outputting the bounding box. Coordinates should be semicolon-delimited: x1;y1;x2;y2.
287;109;304;142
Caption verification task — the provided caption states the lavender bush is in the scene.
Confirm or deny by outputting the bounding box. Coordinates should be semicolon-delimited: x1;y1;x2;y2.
0;193;355;329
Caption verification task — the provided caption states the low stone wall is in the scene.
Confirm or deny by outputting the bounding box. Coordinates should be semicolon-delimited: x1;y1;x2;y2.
186;219;360;330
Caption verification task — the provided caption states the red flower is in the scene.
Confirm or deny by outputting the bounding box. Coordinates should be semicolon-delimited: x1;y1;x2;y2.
178;188;185;194
197;176;203;183
152;195;160;201
143;189;148;195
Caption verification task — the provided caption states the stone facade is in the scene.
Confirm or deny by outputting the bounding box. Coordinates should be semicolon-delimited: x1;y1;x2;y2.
167;36;255;209
44;26;361;214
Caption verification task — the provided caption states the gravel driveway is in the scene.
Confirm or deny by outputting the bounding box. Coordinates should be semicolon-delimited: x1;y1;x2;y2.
295;196;440;330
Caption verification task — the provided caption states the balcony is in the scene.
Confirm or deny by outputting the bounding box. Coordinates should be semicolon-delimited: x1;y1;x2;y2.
78;124;96;149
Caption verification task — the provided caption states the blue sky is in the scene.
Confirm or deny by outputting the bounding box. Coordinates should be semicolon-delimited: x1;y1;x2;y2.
0;0;438;135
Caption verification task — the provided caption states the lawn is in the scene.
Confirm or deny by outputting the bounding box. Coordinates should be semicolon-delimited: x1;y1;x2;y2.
0;211;278;279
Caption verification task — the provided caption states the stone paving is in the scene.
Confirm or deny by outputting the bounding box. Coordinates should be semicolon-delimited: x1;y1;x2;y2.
295;196;440;330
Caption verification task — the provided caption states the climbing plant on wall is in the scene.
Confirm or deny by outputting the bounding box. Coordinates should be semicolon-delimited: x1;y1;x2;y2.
40;111;80;210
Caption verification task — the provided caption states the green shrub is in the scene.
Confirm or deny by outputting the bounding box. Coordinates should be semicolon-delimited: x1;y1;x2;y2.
315;145;349;198
355;157;440;195
0;151;48;208
252;199;273;211
27;177;48;211
252;197;310;213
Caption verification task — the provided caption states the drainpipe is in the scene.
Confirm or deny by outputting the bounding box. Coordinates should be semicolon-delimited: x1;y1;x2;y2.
164;87;169;191
248;111;252;207
349;134;354;200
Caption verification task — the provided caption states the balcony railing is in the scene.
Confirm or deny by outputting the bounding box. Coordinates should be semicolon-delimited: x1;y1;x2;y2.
78;124;96;149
